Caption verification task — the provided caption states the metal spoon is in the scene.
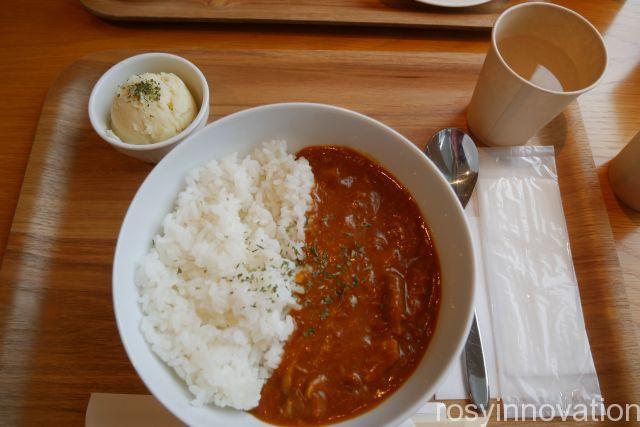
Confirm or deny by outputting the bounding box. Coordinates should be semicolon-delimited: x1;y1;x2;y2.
424;128;489;411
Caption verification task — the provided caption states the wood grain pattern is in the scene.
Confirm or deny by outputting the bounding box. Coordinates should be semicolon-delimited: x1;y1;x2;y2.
0;0;637;298
80;0;523;30
0;48;638;426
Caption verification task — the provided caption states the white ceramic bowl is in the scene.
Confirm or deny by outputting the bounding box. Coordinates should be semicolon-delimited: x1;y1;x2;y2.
113;103;475;426
88;52;210;163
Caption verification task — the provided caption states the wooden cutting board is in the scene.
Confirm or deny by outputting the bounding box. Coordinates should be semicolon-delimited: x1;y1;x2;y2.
80;0;524;30
1;49;638;425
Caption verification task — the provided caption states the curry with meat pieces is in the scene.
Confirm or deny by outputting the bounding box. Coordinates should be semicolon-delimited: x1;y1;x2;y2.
253;146;441;425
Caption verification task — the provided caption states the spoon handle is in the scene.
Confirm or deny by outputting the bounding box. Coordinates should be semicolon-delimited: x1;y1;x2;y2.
423;127;488;410
463;313;489;410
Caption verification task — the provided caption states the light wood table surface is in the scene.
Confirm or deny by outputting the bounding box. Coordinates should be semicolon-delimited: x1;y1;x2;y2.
0;0;638;423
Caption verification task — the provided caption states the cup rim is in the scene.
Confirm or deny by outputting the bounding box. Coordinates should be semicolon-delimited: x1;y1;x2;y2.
491;1;608;96
88;52;210;151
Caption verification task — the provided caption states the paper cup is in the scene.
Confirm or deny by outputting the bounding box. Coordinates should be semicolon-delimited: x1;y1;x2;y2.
609;131;640;211
467;2;607;147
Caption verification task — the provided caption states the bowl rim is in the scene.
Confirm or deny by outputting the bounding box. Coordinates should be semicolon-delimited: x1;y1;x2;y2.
113;102;475;426
412;0;492;8
88;52;210;151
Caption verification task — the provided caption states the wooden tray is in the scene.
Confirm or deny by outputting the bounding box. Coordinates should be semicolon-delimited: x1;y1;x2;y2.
80;0;523;30
1;49;638;425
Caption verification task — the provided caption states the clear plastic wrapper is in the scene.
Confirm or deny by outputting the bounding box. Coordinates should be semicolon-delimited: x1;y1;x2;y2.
476;146;601;417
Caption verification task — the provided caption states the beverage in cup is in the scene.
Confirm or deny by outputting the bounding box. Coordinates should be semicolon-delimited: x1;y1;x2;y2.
467;2;607;147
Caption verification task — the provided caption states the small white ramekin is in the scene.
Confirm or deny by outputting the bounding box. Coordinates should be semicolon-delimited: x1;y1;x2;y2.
88;52;210;163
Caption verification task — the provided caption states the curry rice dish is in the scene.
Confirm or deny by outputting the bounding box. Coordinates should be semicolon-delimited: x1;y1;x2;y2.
136;141;441;426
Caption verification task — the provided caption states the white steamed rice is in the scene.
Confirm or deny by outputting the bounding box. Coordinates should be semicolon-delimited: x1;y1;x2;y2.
135;140;314;410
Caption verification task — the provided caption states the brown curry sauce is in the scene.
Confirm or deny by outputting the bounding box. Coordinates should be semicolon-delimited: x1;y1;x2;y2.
252;146;441;425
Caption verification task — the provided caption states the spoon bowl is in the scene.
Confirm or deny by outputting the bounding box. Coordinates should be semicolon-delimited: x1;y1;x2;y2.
425;128;479;207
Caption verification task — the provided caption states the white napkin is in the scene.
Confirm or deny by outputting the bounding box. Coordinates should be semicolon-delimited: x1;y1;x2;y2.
435;203;499;401
86;394;464;426
435;146;601;417
86;393;184;427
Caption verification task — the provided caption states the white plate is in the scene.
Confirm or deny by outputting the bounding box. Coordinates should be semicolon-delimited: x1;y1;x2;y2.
414;0;493;7
113;103;475;427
